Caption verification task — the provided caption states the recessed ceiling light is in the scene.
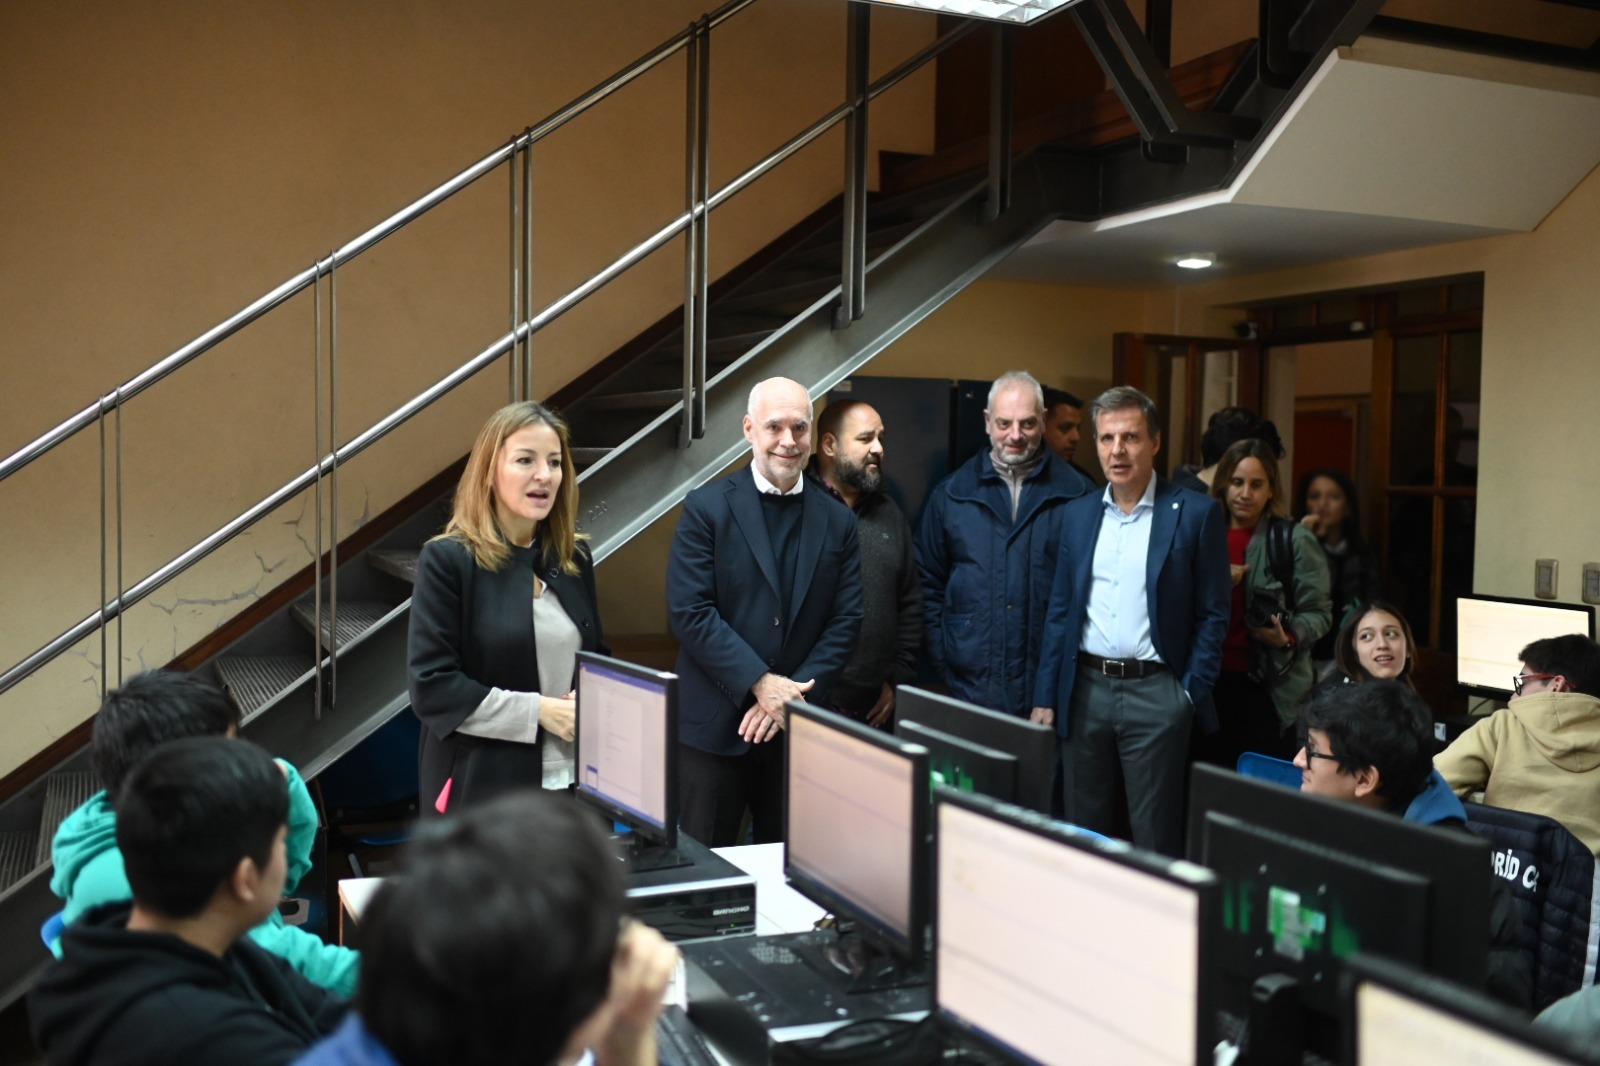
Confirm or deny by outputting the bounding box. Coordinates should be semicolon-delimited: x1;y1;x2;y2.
1175;254;1215;270
853;0;1086;25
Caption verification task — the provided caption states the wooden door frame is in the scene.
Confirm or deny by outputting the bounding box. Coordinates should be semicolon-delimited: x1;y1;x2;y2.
1113;333;1263;468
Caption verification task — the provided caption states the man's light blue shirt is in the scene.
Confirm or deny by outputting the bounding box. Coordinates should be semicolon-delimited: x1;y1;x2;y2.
1081;475;1161;662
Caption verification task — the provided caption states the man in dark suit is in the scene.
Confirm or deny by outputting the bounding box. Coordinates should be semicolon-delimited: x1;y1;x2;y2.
1032;386;1230;856
667;377;863;847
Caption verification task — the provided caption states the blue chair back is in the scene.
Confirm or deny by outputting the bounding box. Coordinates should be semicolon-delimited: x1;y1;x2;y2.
1236;752;1301;790
1053;821;1114;845
40;910;66;952
317;711;421;813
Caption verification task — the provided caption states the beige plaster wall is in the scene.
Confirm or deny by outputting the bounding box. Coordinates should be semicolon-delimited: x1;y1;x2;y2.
0;0;936;777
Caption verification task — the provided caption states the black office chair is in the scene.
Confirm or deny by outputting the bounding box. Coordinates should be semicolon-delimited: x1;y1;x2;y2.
1462;800;1600;1011
316;711;421;878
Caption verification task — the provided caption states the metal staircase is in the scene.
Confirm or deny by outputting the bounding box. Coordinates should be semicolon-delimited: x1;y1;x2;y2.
0;0;1402;1008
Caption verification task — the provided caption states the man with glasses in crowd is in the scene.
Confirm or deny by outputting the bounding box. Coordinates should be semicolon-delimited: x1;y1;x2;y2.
1436;635;1600;856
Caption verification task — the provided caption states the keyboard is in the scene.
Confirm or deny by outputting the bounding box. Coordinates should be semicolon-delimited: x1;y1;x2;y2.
656;1004;720;1066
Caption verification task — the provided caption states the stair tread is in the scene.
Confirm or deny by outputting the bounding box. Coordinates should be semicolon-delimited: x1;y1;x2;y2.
215;654;316;716
646;331;762;361
36;772;100;867
574;388;687;413
572;447;611;471
368;549;420;584
719;276;839;313
791;217;929;261
290;600;396;651
0;830;39;894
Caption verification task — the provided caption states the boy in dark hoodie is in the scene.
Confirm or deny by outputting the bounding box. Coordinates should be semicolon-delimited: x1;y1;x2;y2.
49;669;358;995
30;736;346;1065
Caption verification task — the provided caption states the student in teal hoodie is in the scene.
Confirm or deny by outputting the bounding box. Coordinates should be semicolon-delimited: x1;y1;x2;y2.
48;669;359;997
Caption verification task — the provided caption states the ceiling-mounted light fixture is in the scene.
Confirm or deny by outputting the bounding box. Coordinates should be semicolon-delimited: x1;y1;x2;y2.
1175;254;1215;270
852;0;1086;25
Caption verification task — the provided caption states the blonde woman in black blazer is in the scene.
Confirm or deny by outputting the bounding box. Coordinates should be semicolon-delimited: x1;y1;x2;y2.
407;401;605;813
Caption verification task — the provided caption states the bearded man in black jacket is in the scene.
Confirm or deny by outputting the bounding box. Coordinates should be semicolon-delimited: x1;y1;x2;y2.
30;737;345;1066
809;398;920;729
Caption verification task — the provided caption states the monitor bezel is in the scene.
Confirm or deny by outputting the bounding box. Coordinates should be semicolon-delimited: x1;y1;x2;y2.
1186;765;1490;1003
895;718;1019;804
1343;953;1600;1066
783;700;931;965
933;787;1219;1066
572;651;678;849
1455;593;1597;698
895;684;1054;811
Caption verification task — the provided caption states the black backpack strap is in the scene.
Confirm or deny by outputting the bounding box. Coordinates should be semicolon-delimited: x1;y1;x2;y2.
1268;517;1296;609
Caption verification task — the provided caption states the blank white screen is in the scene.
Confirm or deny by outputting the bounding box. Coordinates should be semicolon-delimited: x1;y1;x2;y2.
937;802;1200;1066
1357;982;1570;1066
576;663;668;830
1457;598;1591;692
786;712;914;939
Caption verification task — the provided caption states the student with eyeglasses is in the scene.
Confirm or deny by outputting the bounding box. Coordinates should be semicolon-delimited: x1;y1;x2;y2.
1293;681;1532;1008
1436;634;1600;857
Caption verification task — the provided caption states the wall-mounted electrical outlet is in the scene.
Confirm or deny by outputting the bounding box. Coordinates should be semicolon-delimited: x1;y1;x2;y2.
1584;563;1600;605
1535;558;1558;600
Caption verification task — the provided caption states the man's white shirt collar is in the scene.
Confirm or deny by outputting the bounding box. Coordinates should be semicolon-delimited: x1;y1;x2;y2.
1101;474;1157;513
752;466;804;496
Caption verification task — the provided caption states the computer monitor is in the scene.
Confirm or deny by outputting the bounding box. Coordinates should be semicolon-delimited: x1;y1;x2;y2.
574;651;676;849
895;718;1018;803
785;702;930;964
1346;954;1600;1066
895;685;1053;811
1457;594;1596;698
1187;764;1491;1058
935;789;1218;1066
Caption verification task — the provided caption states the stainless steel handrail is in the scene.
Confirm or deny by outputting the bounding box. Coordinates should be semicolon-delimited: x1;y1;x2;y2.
0;3;975;699
0;0;761;488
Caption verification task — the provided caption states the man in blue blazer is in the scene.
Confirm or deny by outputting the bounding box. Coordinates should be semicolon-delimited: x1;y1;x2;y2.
667;377;863;847
1032;386;1230;856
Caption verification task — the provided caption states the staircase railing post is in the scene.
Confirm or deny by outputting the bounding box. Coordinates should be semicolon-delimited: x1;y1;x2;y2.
312;262;326;721
836;2;870;330
692;17;711;440
680;21;703;450
508;140;521;402
982;23;1015;224
114;389;124;689
522;136;534;401
97;396;110;700
681;17;711;445
327;256;341;709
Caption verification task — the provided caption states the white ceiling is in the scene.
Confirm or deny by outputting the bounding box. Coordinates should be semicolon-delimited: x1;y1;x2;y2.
987;35;1600;287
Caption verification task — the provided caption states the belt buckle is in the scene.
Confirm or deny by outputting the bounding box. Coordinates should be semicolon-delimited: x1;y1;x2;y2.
1103;657;1128;679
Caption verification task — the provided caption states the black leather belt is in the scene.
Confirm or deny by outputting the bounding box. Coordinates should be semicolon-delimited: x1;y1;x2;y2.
1078;652;1169;679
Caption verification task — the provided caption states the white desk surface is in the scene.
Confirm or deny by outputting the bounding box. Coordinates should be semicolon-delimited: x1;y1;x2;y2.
337;876;382;922
712;842;826;936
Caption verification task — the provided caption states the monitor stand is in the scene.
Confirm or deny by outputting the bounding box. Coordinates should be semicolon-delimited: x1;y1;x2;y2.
614;830;693;873
1224;973;1319;1066
812;924;927;996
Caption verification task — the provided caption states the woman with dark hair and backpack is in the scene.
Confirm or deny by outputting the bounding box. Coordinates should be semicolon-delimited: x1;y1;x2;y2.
1296;467;1381;669
1199;439;1333;766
